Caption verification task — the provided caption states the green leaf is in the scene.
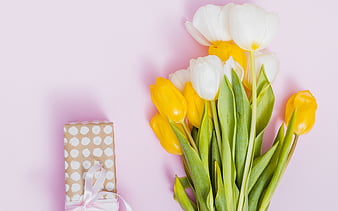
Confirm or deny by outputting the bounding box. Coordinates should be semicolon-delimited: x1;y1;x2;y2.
218;75;236;153
182;156;194;193
221;136;236;211
218;74;238;211
171;122;212;211
248;141;279;193
244;195;249;211
248;125;285;211
259;112;296;210
178;177;192;190
233;182;239;208
214;162;227;211
191;127;199;144
210;131;221;196
232;70;251;187
256;67;275;135
197;103;213;173
207;190;216;211
174;176;197;211
253;131;264;158
248;165;273;211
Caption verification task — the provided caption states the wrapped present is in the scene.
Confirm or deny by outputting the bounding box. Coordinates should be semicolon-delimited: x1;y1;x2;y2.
64;121;117;206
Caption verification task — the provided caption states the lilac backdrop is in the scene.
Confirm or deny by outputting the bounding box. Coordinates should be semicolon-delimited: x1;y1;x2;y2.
0;0;337;210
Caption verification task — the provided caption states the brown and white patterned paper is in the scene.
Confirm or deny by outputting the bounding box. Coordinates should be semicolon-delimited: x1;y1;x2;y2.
64;121;116;202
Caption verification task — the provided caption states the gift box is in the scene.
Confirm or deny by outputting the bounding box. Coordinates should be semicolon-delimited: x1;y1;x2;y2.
64;121;117;202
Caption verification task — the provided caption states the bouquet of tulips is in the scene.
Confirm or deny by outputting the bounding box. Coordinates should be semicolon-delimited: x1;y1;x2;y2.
150;3;317;211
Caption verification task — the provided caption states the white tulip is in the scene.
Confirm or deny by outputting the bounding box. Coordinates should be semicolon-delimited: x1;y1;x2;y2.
245;52;279;85
169;69;190;92
229;4;279;51
185;4;234;46
224;56;244;82
255;52;279;82
190;55;224;100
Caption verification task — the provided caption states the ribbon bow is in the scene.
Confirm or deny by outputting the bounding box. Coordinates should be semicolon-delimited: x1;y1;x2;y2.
65;164;132;211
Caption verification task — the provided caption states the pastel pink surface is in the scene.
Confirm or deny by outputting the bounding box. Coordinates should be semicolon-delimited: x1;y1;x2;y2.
0;0;336;210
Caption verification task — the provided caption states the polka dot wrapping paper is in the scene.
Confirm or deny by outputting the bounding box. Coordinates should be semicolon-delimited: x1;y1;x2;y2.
64;121;116;202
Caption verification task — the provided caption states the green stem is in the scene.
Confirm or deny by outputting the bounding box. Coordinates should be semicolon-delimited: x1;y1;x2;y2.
259;132;298;211
237;50;257;211
286;134;299;165
276;134;300;185
210;100;222;154
181;121;198;152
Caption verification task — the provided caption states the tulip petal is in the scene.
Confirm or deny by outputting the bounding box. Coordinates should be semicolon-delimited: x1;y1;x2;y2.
244;52;279;88
255;52;279;83
259;13;279;50
183;82;204;128
150;77;187;122
224;56;244;82
150;113;182;155
190;4;233;43
169;69;191;92
185;22;211;46
285;90;317;135
229;4;279;51
190;55;224;100
218;4;234;41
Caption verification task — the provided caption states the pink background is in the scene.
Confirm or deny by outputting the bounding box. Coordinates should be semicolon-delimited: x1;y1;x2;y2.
0;0;337;210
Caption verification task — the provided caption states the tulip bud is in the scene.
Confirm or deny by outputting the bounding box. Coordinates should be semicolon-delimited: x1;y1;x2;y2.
285;90;318;135
183;82;205;128
169;69;190;92
190;55;224;101
229;3;279;51
150;113;182;155
150;77;187;123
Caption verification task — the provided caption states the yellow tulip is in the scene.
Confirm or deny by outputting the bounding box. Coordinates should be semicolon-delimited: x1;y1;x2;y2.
150;113;182;155
150;77;187;123
183;82;205;128
285;90;318;135
208;41;247;69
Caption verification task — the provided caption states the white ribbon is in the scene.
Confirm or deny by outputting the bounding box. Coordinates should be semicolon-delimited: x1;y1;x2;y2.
65;164;132;211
